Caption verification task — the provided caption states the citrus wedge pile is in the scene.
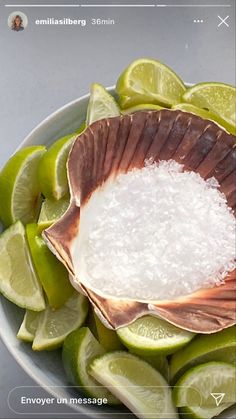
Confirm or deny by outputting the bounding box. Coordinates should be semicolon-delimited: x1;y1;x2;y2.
0;57;235;419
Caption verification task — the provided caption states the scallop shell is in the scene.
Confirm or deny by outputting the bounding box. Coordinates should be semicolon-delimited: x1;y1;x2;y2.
44;110;236;333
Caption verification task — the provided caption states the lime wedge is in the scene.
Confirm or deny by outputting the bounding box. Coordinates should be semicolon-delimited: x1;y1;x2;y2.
86;83;120;125
62;327;120;404
173;362;236;418
89;351;178;418
0;221;45;311
172;103;236;135
17;310;39;342
182;82;236;127
170;325;236;384
38;128;84;200
93;311;123;351
117;315;194;356
0;146;46;227
26;223;73;309
122;103;163;114
37;197;69;232
32;291;88;350
116;58;186;108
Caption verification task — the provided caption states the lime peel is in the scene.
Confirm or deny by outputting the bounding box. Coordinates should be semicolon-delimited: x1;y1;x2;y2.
89;351;178;418
0;221;45;311
32;291;89;351
0;146;46;227
86;83;120;125
62;327;120;403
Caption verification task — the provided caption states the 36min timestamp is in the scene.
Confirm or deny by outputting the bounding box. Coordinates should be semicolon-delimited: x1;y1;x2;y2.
91;18;115;25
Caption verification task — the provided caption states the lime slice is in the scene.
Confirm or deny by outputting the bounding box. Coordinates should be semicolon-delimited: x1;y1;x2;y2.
37;197;69;232
170;325;236;384
38;128;83;200
26;223;73;309
17;310;39;342
122;103;163;114
182;82;236;127
173;362;236;418
32;291;88;350
0;221;45;311
117;315;194;356
0;146;46;227
172;103;236;135
62;327;120;404
116;58;186;108
86;83;120;125
89;351;178;418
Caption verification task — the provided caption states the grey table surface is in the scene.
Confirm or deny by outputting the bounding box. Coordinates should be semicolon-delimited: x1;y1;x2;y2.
0;0;235;418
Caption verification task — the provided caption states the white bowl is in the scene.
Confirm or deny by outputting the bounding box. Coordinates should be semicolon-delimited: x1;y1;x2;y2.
0;89;235;419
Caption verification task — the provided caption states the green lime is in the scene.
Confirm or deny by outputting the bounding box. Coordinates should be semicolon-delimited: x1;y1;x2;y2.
0;221;45;311
173;362;236;418
172;103;236;135
182;82;236;127
141;354;169;382
116;58;186;108
86;83;120;125
17;310;39;342
37;197;70;232
32;291;88;350
38;127;84;200
122;103;163;114
0;146;46;227
26;223;73;309
93;311;123;352
62;327;120;404
170;326;236;384
117;315;194;356
89;351;178;418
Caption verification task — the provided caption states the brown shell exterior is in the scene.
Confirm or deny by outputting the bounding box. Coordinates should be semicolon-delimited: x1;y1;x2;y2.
44;110;236;333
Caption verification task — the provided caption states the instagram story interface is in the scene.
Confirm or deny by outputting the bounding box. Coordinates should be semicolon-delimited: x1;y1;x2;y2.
0;1;235;419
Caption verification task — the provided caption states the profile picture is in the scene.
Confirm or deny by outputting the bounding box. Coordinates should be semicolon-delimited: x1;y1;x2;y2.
8;11;28;32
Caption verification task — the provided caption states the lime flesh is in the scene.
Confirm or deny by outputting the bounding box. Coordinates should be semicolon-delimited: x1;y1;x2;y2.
116;58;186;108
86;83;120;125
182;82;236;127
17;310;39;342
0;146;46;227
0;221;45;311
173;362;236;419
37;197;69;232
117;315;194;356
89;351;178;418
32;291;88;350
62;327;120;403
170;325;236;384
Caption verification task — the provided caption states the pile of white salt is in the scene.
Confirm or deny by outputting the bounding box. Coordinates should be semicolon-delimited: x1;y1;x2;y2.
81;160;235;300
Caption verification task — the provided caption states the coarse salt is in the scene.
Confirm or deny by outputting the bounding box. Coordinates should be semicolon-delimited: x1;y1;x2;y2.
80;160;235;300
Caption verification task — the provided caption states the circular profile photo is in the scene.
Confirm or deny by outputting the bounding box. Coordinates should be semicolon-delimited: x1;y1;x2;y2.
8;11;28;32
